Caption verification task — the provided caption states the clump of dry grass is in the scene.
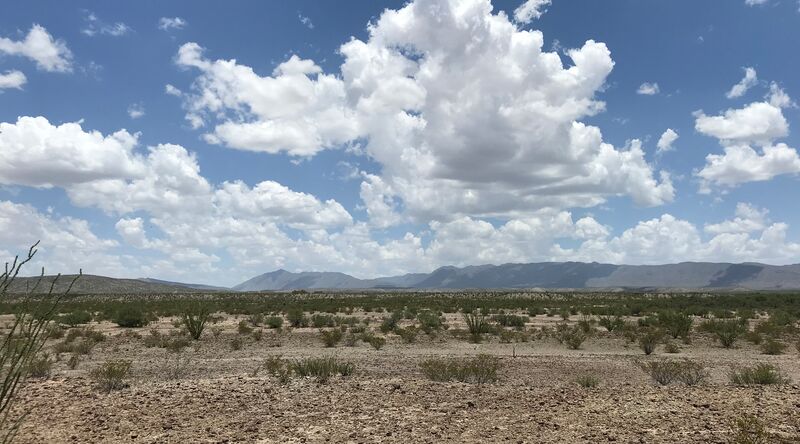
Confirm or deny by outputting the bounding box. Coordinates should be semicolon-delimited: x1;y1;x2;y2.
419;354;500;384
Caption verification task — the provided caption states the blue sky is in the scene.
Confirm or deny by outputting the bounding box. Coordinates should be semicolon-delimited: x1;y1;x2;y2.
1;0;799;286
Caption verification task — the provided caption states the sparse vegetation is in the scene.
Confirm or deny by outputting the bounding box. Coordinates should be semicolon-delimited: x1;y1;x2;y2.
419;354;500;384
290;356;355;383
637;359;707;386
112;306;150;328
576;374;600;388
181;303;210;340
729;364;788;386
90;359;132;392
320;329;343;347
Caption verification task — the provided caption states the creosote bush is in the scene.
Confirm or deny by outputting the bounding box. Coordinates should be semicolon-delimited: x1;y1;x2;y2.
576;375;600;388
290;356;355;383
729;415;770;444
419;354;500;384
729;363;789;385
760;338;785;355
112;306;149;328
90;359;132;392
637;359;708;386
367;335;385;350
320;329;343;347
58;310;92;327
27;353;53;379
638;329;663;355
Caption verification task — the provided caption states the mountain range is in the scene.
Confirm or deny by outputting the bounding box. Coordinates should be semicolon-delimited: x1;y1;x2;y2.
232;261;800;291
7;261;800;294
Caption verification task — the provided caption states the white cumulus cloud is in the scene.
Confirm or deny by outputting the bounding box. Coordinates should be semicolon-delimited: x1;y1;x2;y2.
0;24;72;72
725;67;757;99
637;82;660;95
657;128;679;153
0;70;26;89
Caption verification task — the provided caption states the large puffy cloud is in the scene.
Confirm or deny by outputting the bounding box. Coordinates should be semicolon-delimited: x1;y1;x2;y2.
0;116;142;188
694;102;788;145
175;45;360;156
175;0;674;223
342;0;673;221
695;83;800;191
0;25;72;72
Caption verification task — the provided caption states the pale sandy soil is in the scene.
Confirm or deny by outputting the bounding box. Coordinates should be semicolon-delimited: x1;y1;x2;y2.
10;313;800;443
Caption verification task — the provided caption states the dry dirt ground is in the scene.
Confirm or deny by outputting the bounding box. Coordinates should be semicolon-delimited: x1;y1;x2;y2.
10;313;800;443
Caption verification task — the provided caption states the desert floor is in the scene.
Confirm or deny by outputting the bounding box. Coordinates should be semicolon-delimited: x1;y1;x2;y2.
11;313;800;443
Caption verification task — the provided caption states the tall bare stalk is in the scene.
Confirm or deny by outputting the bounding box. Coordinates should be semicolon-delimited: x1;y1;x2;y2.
0;242;80;442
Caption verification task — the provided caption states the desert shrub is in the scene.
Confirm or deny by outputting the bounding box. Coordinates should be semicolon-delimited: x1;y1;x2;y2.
760;338;785;355
638;329;663;355
90;359;132;392
396;326;418;343
663;341;680;354
498;329;516;343
419;354;500;384
417;310;444;333
576;375;599;388
162;353;192;380
252;329;263;342
211;326;223;339
58;310;92;327
27;353;53;378
367;335;386;350
67;354;80;370
237;320;253;335
558;325;587;350
181;303;210;340
464;311;489;343
286;309;308;328
658;311;693;339
311;314;335;328
701;319;744;348
729;415;770;444
163;335;190;353
491;314;527;329
674;360;708;386
379;311;402;333
265;316;283;330
577;315;595;334
247;313;263;327
343;332;358;347
729;363;788;385
638;359;707;386
320;329;343;347
744;331;763;345
112;306;149;328
230;337;243;351
598;315;624;332
290;356;354;383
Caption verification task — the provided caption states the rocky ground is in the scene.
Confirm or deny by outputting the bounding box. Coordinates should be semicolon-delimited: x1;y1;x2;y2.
10;313;800;443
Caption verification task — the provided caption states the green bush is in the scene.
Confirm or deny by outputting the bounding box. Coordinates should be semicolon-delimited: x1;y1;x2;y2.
729;364;788;385
760;338;785;355
417;310;444;333
576;375;599;388
290;356;354;383
286;308;308;328
27;353;53;378
637;359;706;386
265;316;284;329
658;311;693;339
491;314;528;329
396;326;418;343
112;306;150;328
638;329;663;355
181;303;210;340
419;354;500;384
319;329;343;347
311;314;335;328
729;415;769;444
58;310;92;327
367;335;385;350
464;311;489;343
90;359;132;392
230;337;243;351
598;315;624;332
379;311;402;333
237;320;253;335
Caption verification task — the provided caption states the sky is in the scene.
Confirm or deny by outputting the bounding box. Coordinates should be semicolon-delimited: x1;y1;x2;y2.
1;0;799;286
